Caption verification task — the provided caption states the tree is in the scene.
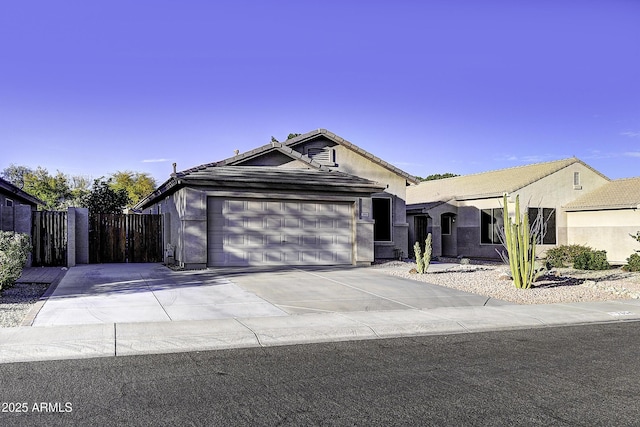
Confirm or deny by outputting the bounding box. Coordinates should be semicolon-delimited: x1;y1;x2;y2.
0;164;33;189
23;167;73;210
418;173;459;181
109;171;156;208
82;178;131;215
270;133;302;143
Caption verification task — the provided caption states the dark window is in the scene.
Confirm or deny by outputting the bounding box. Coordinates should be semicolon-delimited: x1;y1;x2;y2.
528;208;557;244
372;198;392;241
441;215;451;235
480;208;503;244
6;199;13;207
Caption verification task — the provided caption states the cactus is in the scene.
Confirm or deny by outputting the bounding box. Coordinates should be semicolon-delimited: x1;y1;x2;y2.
414;233;432;274
502;194;538;289
423;233;432;272
414;241;424;273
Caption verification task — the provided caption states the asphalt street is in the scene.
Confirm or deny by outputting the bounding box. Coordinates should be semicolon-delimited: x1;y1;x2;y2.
2;322;640;426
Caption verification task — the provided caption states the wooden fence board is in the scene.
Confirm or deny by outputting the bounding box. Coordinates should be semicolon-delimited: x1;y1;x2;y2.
90;214;162;263
32;211;67;267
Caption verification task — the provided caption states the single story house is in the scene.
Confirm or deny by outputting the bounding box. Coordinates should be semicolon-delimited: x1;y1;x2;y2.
406;158;610;260
0;176;42;210
564;177;640;264
136;129;419;268
0;176;43;233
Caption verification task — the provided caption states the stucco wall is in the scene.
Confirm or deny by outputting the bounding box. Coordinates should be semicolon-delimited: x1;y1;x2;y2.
296;138;411;259
567;209;640;264
147;186;377;268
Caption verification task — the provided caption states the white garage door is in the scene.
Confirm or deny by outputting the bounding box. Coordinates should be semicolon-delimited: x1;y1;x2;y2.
207;198;353;266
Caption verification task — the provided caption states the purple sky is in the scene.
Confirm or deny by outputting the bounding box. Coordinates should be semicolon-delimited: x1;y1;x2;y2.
2;0;639;185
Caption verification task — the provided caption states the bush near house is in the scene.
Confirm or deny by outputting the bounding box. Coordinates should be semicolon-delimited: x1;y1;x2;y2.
623;253;640;272
573;250;610;271
0;231;32;291
545;244;594;268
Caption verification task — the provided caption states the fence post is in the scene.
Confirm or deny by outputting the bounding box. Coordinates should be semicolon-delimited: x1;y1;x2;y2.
14;205;34;267
75;208;90;264
67;208;76;267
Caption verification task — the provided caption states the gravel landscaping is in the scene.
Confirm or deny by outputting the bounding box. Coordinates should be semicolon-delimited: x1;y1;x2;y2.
373;260;640;305
0;282;49;328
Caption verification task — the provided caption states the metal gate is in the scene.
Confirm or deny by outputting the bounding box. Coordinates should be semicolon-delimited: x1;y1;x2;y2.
89;214;163;263
32;211;68;267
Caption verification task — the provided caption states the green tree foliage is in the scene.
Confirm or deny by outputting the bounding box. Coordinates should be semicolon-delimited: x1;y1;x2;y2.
0;232;31;291
417;173;459;181
271;133;302;143
23;167;73;210
109;171;156;208
0;164;33;189
82;178;131;215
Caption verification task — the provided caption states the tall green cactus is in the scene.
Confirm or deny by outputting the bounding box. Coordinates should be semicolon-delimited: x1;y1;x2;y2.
414;233;432;274
502;194;538;289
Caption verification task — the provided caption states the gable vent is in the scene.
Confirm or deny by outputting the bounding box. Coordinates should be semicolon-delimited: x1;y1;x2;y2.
307;147;334;165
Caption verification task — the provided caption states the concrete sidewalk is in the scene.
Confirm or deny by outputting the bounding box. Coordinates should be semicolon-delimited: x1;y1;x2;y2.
1;263;640;364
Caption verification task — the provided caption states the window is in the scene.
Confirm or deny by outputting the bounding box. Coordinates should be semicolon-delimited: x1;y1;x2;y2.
6;199;13;207
480;208;503;244
441;215;452;235
372;198;392;241
528;208;557;244
573;172;582;189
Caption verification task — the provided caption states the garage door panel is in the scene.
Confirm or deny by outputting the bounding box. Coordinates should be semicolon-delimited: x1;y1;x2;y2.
208;198;353;267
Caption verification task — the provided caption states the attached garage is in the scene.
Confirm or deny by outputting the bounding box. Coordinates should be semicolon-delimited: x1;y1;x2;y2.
208;198;353;266
137;164;385;269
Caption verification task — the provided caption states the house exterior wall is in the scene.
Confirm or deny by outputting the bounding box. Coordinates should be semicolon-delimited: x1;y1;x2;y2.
511;162;609;250
293;138;411;259
407;161;610;260
567;209;640;264
145;186;377;269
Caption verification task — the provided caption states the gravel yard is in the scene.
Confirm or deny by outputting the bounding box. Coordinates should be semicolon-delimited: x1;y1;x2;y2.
373;260;640;305
0;282;49;328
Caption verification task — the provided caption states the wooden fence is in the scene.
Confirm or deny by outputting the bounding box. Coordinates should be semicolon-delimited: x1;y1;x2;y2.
89;214;163;263
32;211;68;267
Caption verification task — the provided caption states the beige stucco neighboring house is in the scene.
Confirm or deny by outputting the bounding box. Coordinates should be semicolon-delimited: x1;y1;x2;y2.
406;158;610;260
564;177;640;264
135;129;419;268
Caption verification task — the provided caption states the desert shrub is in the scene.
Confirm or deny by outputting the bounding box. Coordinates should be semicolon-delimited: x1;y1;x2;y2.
545;244;593;268
573;249;610;271
623;253;640;272
0;231;32;291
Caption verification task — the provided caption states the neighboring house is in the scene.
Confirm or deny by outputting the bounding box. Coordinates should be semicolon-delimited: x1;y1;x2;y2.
0;176;42;210
564;177;640;264
406;158;610;260
0;176;43;233
136;129;419;268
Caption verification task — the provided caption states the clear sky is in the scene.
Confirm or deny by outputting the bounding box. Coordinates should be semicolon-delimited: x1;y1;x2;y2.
2;0;639;186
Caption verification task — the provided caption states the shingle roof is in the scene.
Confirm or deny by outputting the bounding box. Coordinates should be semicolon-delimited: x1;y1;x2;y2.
407;157;607;205
135;166;385;209
564;177;640;211
0;177;44;206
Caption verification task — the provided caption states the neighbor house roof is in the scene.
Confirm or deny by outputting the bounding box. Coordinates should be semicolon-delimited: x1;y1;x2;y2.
564;176;640;211
0;177;44;207
407;157;608;205
135;166;385;209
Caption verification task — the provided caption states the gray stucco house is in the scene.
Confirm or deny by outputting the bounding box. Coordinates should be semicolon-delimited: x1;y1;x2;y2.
406;158;610;260
0;176;42;210
136;129;419;269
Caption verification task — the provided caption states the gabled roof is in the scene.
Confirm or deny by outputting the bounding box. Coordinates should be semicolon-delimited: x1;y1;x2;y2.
407;157;608;205
135;166;385;209
0;177;43;206
284;129;420;184
564;176;640;211
180;141;326;173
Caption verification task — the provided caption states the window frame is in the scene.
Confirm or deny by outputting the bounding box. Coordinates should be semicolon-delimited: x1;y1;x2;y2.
528;207;557;245
480;208;503;245
5;199;13;207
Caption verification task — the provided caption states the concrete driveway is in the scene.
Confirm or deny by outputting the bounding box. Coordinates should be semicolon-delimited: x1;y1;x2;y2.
32;263;509;327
